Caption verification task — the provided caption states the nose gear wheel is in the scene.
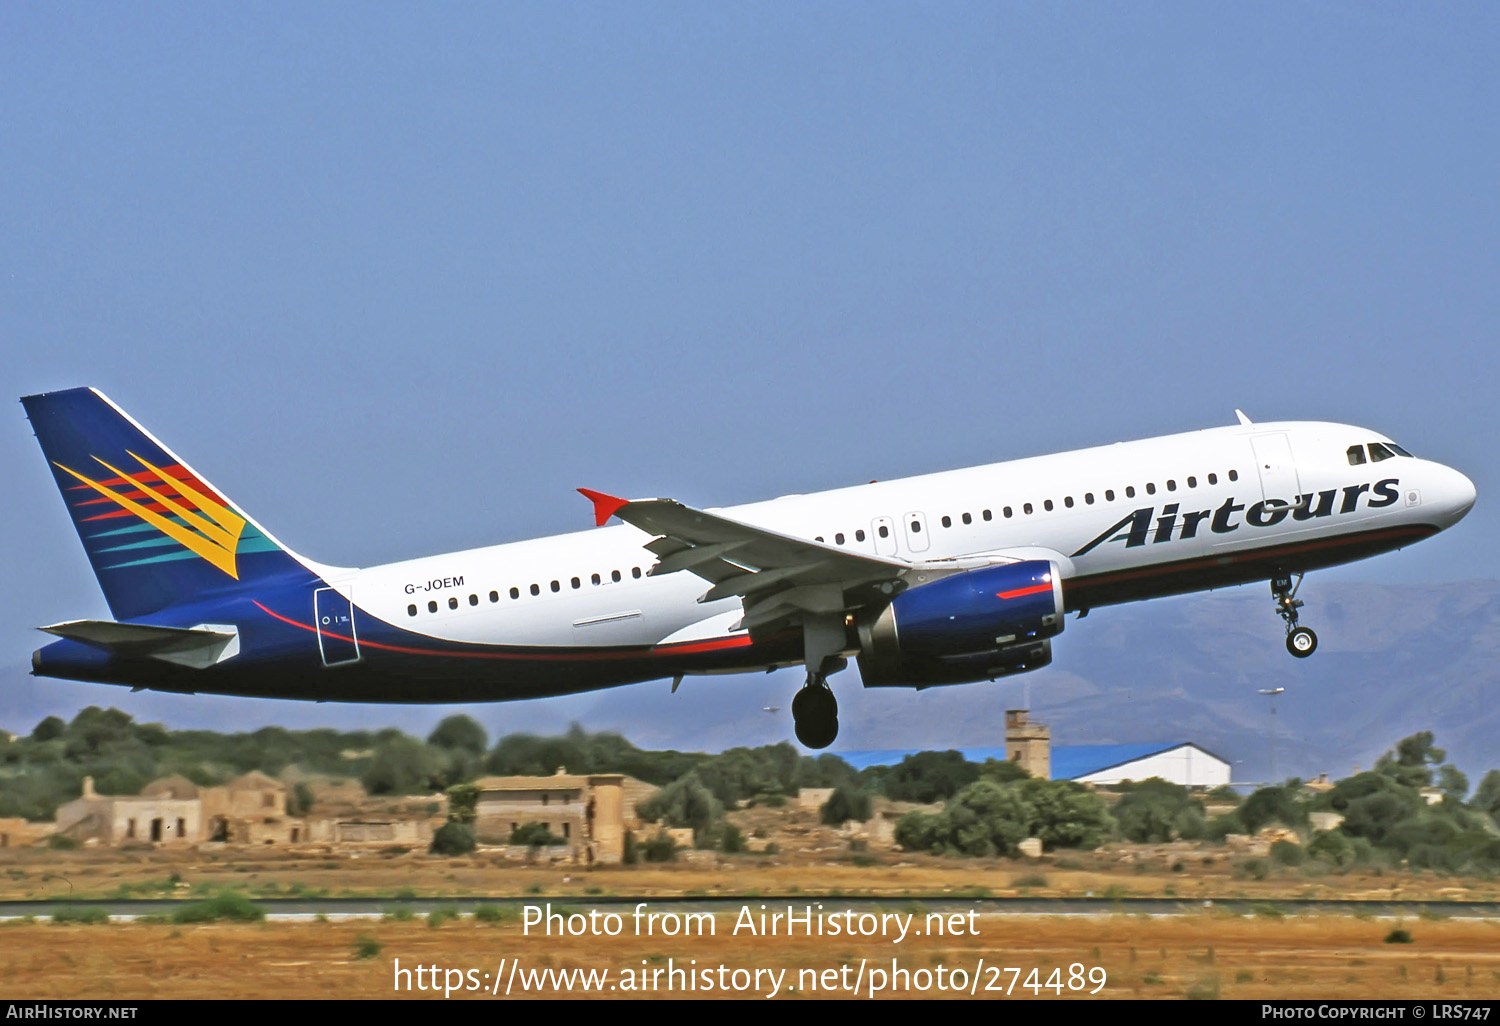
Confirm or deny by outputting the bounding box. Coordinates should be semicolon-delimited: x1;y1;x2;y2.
1271;574;1318;658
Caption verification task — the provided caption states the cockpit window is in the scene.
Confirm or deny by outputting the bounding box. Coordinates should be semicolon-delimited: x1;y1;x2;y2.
1368;442;1396;462
1387;443;1413;457
1346;445;1366;466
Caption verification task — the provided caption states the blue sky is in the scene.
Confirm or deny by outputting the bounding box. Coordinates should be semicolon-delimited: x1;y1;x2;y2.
2;3;1496;744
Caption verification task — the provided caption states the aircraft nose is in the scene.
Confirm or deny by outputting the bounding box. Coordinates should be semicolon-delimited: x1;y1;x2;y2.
1434;464;1476;525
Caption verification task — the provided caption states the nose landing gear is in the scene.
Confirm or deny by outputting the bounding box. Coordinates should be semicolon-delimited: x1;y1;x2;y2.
1272;574;1318;658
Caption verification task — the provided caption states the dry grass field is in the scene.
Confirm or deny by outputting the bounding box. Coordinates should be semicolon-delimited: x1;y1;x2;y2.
0;843;1494;904
4;913;1500;1000
5;838;1498;1001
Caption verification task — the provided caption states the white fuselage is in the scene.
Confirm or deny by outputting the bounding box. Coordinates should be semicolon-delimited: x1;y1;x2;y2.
340;420;1476;665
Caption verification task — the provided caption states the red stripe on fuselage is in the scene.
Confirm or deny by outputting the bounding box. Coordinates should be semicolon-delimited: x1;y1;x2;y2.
252;601;755;662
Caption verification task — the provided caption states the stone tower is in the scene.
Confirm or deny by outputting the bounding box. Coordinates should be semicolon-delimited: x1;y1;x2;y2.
1005;709;1050;780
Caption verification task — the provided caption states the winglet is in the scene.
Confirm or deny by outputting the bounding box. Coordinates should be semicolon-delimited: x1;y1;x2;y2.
578;488;630;527
1234;409;1253;426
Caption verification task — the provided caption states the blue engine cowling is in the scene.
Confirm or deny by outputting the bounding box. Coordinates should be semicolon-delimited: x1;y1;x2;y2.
856;560;1063;688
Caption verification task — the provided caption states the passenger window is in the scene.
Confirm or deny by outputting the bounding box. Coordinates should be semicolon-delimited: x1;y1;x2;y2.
1146;483;1156;495
469;594;478;606
1228;470;1239;482
982;509;992;521
489;590;498;603
910;521;922;534
1126;486;1136;498
428;600;438;613
835;532;845;544
591;573;601;585
632;567;642;578
941;516;951;528
1167;480;1176;491
1064;496;1074;508
855;529;866;542
1207;473;1218;485
551;581;561;593
612;570;621;582
1024;503;1033;515
448;597;459;610
879;525;890;538
530;584;540;596
510;587;520;599
1003;506;1012;518
1085;493;1094;504
407;604;417;617
1347;445;1366;466
1368;442;1395;462
962;512;972;525
1044;499;1054;511
571;577;580;589
815;536;824;543
1105;489;1115;501
1187;477;1196;488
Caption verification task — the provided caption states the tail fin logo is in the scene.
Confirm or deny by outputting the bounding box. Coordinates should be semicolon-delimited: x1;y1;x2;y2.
55;453;247;579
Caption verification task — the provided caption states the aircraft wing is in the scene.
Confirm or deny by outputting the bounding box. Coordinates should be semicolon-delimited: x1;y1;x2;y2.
579;489;909;630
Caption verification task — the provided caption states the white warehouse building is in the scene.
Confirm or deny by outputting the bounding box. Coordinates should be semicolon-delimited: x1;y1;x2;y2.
1050;742;1231;788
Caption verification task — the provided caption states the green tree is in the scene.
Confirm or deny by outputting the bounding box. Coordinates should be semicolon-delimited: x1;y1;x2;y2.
31;716;65;742
1438;765;1469;803
1238;784;1308;834
1017;778;1113;850
445;783;478;824
363;737;449;795
1306;829;1357;868
428;715;488;756
820;786;873;826
1471;770;1500;823
884;751;979;803
638;773;723;841
430;821;476;855
977;758;1031;784
287;782;315;816
1376;731;1445;789
1113;779;1203;842
509;822;564;846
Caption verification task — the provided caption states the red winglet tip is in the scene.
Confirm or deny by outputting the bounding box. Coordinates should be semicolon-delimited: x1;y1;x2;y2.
577;488;629;527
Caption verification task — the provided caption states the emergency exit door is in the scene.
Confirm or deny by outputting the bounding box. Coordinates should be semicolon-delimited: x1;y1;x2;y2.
314;587;361;666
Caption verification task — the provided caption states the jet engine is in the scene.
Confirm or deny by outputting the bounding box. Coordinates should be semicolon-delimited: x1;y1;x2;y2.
856;559;1063;688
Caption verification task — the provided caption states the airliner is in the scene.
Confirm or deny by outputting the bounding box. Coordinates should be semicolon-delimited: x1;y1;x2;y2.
23;388;1475;748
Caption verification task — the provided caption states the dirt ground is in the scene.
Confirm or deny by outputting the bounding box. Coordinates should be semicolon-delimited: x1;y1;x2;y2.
4;913;1499;1000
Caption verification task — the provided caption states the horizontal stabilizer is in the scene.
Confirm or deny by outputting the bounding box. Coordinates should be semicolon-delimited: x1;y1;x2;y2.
39;620;240;669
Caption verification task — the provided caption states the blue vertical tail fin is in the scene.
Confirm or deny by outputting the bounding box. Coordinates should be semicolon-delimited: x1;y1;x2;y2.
22;387;328;621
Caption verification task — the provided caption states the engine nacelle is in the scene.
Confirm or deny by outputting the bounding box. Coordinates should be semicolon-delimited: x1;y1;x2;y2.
856;559;1063;688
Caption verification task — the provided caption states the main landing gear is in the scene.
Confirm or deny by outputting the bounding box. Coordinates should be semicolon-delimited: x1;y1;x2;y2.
792;676;840;749
792;614;846;749
1272;574;1318;658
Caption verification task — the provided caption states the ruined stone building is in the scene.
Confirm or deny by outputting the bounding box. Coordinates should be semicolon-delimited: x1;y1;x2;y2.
472;769;656;864
54;771;302;846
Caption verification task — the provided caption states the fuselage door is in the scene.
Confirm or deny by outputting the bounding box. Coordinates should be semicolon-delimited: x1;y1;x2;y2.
314;587;361;666
903;511;931;553
1250;433;1302;505
871;516;898;556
